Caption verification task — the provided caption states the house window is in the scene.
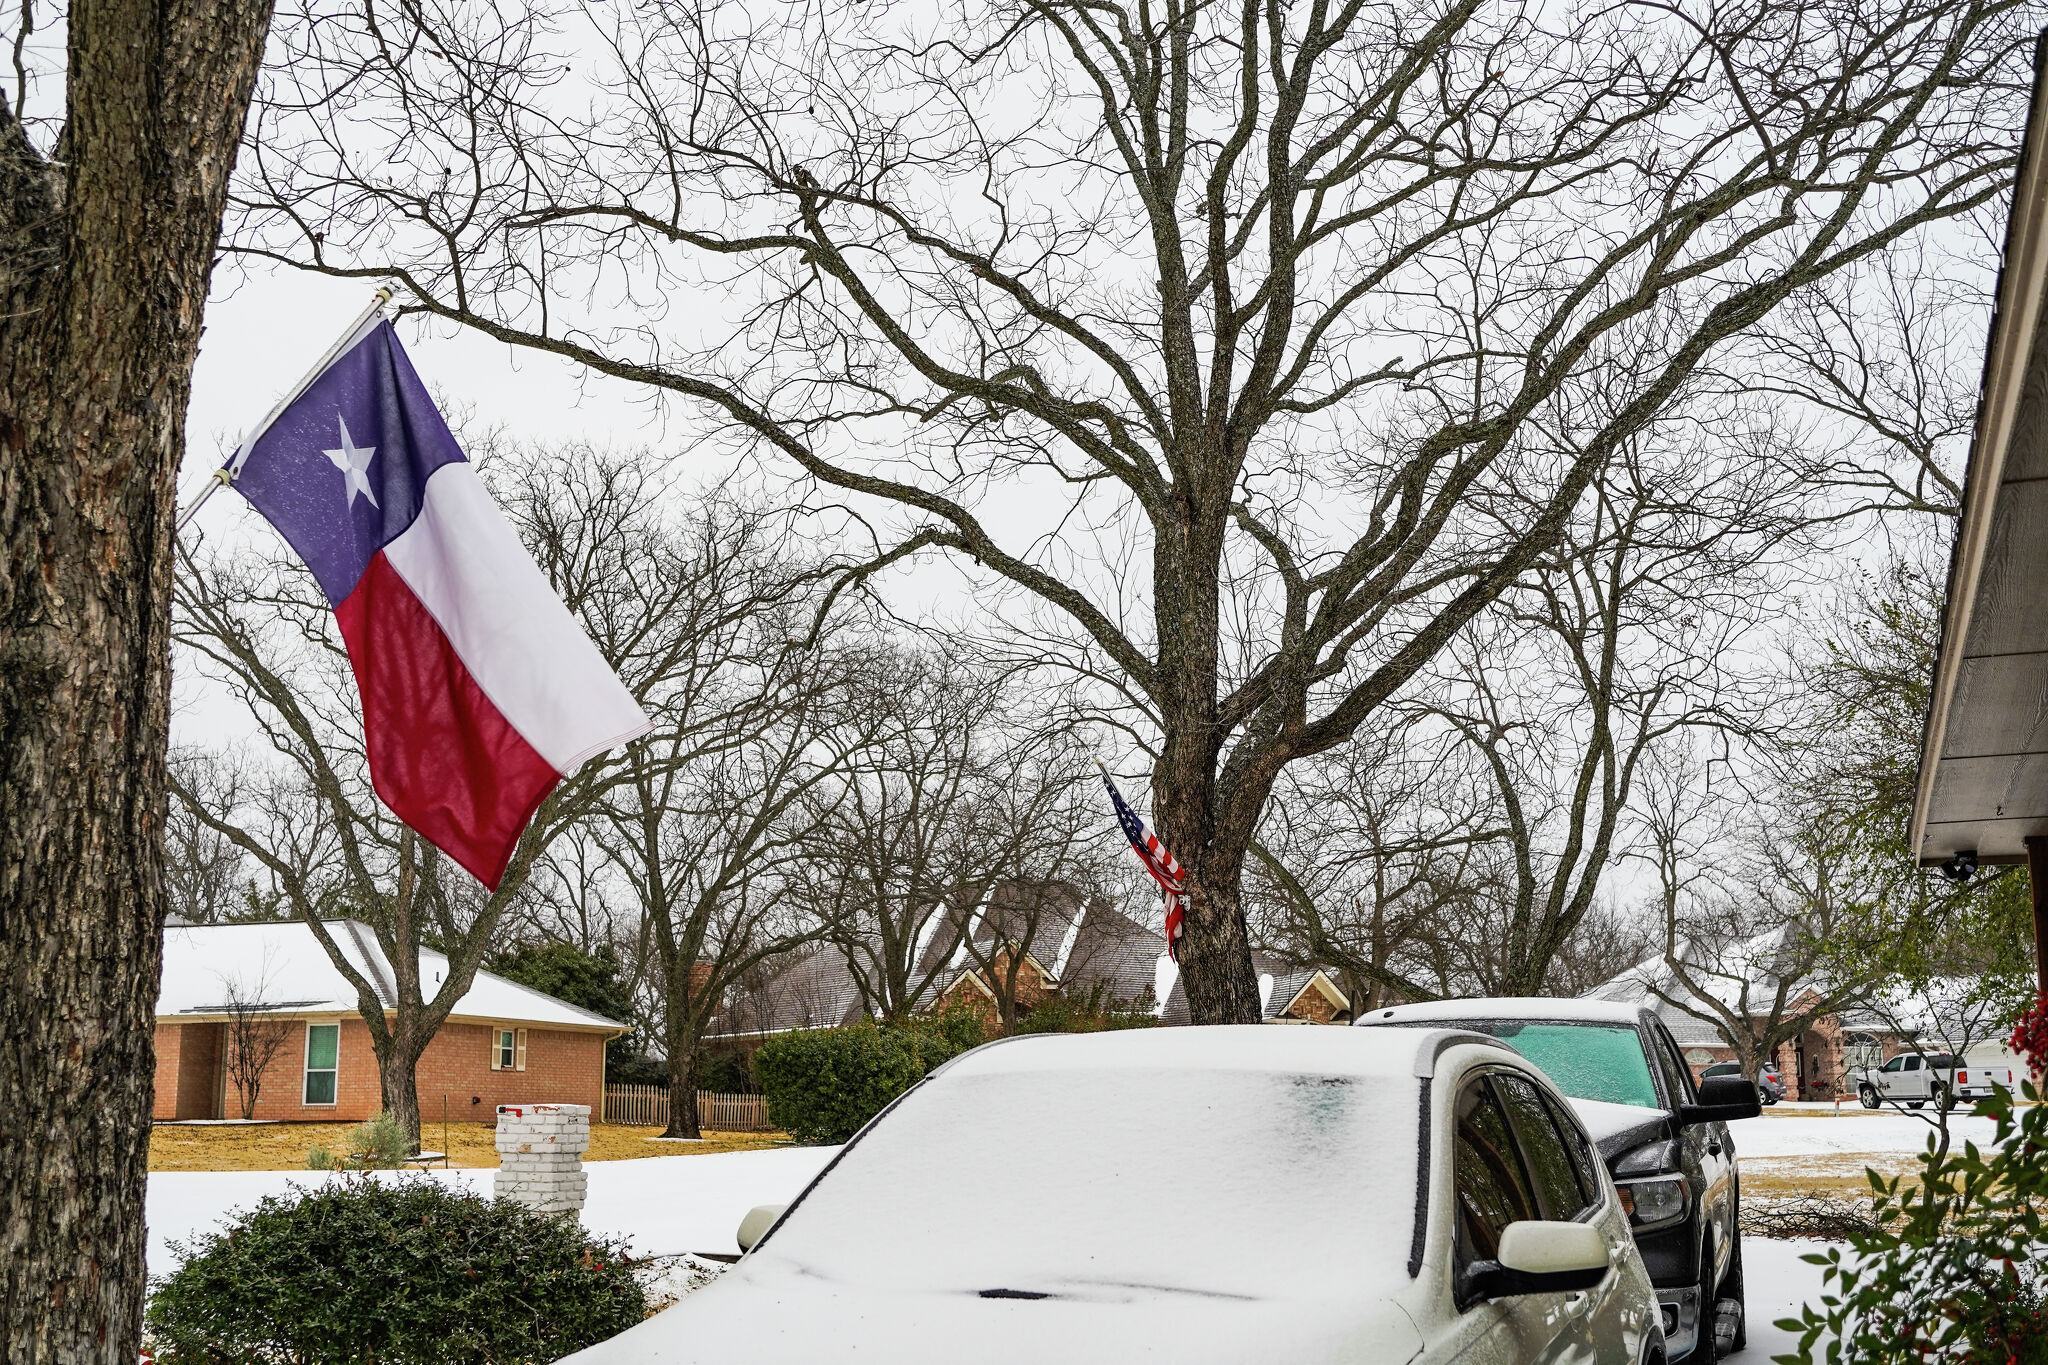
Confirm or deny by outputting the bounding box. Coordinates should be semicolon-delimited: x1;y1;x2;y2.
490;1027;527;1072
303;1023;339;1105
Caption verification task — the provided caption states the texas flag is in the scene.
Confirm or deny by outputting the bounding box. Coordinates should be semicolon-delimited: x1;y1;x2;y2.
225;316;651;889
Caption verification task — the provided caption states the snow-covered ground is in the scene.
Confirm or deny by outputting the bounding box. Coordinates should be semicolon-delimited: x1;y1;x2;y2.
1740;1239;1836;1358
146;1146;840;1280
1729;1109;1996;1160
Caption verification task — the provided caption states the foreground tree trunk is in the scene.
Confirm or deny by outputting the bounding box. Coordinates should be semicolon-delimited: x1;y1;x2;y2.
0;0;275;1353
374;1032;429;1146
662;1037;702;1141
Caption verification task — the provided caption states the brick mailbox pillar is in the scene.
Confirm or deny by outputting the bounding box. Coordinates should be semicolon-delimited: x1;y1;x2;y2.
494;1103;590;1218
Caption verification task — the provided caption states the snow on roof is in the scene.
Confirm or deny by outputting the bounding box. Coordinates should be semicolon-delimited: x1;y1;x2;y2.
1356;997;1646;1027
158;921;624;1032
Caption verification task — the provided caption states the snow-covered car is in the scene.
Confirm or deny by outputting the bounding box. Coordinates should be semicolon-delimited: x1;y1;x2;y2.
1854;1051;2016;1110
565;1027;1663;1364
1700;1060;1782;1106
1357;999;1758;1364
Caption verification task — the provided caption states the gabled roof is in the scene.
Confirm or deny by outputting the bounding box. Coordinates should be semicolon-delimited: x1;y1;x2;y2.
158;921;625;1033
1581;930;1796;1048
702;880;1348;1037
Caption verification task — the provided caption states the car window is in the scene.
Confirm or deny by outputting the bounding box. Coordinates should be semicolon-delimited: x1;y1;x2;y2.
1453;1078;1541;1278
1491;1073;1592;1220
1649;1024;1697;1104
1904;1055;1923;1072
1540;1087;1605;1207
1926;1054;1955;1069
1464;1021;1661;1108
1882;1055;1905;1073
1703;1062;1736;1077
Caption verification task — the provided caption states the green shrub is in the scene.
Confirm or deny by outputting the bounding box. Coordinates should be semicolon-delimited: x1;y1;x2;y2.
755;1022;927;1144
699;1049;757;1095
907;999;991;1069
1775;1080;2048;1362
144;1176;643;1364
1014;982;1160;1035
756;991;1166;1145
303;1144;334;1171
350;1111;412;1168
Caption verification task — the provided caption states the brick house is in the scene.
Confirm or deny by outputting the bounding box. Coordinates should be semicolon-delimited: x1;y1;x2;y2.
154;921;625;1123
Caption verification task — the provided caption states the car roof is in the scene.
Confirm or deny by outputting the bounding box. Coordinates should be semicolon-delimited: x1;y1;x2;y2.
936;1021;1506;1082
1353;997;1647;1028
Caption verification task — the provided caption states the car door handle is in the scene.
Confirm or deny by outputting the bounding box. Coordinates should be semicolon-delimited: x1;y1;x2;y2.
1706;1140;1722;1156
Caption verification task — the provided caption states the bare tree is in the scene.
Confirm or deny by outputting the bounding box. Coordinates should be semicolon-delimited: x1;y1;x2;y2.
799;649;1085;1023
228;0;2028;1020
1629;757;1894;1093
218;960;294;1120
937;735;1116;1035
1248;719;1508;1006
0;0;276;1346
168;446;699;1142
165;749;257;924
495;455;874;1139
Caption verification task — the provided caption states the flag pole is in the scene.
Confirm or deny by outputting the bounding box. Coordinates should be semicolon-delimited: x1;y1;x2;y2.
173;283;397;534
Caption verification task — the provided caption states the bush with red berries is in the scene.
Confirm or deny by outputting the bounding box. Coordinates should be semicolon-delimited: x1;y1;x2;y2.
2010;994;2048;1078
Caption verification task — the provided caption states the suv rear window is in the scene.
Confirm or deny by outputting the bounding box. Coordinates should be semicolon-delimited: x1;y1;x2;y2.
1455;1021;1661;1108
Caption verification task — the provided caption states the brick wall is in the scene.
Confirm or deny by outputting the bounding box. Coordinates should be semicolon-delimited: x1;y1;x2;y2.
153;1023;183;1121
152;1016;609;1123
174;1022;224;1119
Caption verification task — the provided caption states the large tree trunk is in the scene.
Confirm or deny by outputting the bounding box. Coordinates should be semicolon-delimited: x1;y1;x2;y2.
662;1035;702;1140
371;1018;429;1148
0;0;274;1354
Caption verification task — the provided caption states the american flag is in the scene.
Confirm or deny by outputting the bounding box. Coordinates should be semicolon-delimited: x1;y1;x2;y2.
1098;764;1188;962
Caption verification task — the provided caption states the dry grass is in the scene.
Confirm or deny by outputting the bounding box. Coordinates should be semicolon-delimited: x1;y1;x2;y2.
148;1120;789;1172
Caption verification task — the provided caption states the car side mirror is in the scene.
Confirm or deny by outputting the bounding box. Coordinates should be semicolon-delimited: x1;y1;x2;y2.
1681;1073;1762;1125
1464;1221;1609;1299
736;1203;787;1253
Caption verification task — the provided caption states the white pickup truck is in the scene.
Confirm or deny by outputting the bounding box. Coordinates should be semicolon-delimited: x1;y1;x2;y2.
1854;1051;2017;1110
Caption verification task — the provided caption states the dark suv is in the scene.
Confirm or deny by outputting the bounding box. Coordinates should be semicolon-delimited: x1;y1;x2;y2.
1702;1060;1783;1106
1357;999;1760;1362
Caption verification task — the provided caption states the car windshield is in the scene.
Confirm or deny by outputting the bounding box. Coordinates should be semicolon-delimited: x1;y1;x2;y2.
756;1063;1418;1299
1457;1022;1661;1109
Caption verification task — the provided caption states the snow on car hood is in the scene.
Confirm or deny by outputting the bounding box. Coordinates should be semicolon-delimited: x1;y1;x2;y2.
562;1258;1427;1363
1568;1096;1667;1154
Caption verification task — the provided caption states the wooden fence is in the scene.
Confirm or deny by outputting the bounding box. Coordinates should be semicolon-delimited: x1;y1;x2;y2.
603;1084;773;1132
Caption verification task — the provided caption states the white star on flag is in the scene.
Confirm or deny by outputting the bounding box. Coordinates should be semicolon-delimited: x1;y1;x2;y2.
323;415;379;509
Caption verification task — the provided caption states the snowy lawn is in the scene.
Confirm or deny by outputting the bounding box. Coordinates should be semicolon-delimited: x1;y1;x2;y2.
1730;1108;1997;1202
1729;1110;1998;1160
146;1145;840;1280
1740;1239;1838;1360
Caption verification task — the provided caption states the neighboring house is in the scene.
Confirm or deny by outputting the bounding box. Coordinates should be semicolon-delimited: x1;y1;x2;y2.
154;921;626;1122
1587;941;2022;1098
704;884;1350;1051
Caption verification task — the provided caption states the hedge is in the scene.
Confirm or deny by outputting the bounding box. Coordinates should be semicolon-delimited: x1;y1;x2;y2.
144;1176;643;1364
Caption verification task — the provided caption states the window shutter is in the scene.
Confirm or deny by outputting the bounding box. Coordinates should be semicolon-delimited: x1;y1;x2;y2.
490;1028;505;1071
515;1029;528;1072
